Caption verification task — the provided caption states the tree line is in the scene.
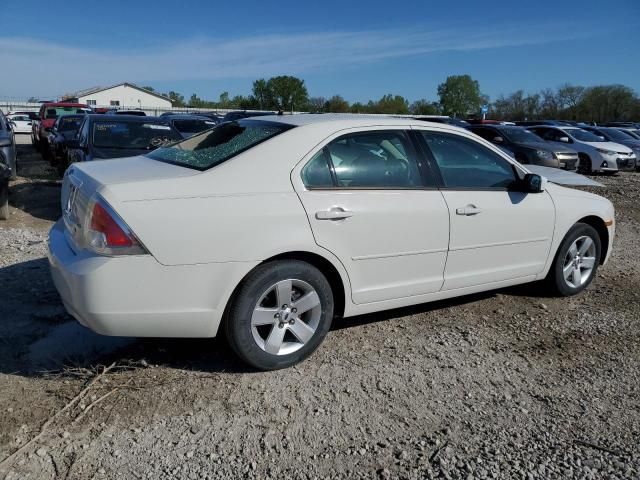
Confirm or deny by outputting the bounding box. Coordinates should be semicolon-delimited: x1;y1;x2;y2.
142;74;640;122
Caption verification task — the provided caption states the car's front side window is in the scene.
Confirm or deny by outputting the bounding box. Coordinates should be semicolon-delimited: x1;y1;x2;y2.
303;130;423;189
421;131;517;189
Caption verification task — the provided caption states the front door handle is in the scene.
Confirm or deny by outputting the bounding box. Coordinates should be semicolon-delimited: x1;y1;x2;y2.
456;204;482;216
315;207;353;220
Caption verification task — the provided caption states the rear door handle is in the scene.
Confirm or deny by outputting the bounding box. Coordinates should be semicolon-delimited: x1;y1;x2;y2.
315;207;353;220
456;205;482;216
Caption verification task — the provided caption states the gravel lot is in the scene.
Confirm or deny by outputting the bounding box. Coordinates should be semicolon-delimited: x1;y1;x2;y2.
0;136;638;479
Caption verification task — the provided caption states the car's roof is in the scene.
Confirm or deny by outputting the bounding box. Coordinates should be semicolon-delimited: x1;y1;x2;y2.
166;114;213;120
249;113;441;128
87;114;166;122
44;102;88;107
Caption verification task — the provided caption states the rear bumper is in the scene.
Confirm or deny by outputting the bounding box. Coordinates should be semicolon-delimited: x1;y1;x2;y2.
47;220;257;338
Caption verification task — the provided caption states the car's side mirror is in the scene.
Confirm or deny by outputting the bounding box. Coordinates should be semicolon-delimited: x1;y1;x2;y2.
558;136;570;143
521;173;545;193
492;136;504;143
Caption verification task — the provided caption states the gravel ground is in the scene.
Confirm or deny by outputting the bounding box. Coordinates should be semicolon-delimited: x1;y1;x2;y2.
0;137;638;479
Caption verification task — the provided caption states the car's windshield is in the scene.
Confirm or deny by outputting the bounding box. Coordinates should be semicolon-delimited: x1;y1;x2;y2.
92;121;181;149
500;127;544;143
172;119;217;136
602;128;634;142
564;128;604;142
623;130;640;140
147;120;292;170
45;107;87;119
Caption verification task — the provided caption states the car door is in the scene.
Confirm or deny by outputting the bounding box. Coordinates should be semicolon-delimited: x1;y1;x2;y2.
293;128;450;304
416;129;555;290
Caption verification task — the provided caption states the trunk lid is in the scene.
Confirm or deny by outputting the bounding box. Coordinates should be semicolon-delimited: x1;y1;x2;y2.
61;156;199;250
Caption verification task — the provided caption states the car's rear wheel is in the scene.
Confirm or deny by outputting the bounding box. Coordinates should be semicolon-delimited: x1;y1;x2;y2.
547;223;601;296
0;178;9;220
225;260;334;370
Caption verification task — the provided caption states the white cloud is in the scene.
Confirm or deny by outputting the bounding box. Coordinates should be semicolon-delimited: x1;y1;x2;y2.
0;23;587;98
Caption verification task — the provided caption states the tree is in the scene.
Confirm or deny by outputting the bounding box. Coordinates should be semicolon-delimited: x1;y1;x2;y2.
539;88;560;118
577;85;637;122
307;97;327;112
324;95;350;113
349;102;366;113
252;79;272;110
141;86;155;92
27;96;38;103
266;76;309;112
410;99;440;115
437;75;482;118
366;94;409;114
218;91;231;109
189;93;206;108
167;91;185;107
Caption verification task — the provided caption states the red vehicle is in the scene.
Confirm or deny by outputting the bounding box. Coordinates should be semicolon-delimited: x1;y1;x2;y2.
31;102;91;152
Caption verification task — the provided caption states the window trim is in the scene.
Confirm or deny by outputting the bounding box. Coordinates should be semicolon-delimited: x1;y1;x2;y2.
416;129;524;192
301;129;436;191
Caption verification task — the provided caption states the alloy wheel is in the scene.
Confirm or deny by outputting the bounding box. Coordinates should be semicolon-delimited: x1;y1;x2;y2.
562;235;597;289
251;279;322;356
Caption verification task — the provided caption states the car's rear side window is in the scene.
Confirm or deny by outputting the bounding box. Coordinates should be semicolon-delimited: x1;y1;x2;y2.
147;120;293;170
303;130;423;189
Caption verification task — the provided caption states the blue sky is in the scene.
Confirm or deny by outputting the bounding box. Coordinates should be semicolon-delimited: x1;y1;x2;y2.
0;0;638;103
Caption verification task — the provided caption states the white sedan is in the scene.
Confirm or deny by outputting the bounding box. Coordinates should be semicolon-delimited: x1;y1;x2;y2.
48;115;615;370
528;125;636;174
7;114;33;134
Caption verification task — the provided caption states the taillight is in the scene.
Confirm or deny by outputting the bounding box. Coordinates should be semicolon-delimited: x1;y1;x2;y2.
85;197;147;255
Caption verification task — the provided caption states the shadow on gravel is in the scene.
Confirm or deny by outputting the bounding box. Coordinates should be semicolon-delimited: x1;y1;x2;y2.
1;254;554;377
8;182;61;222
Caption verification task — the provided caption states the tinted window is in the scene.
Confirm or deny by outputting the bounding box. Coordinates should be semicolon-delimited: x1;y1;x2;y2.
147;120;292;170
92;121;181;149
501;127;544;143
470;127;497;141
58;117;83;132
172;119;217;135
422;132;517;189
302;149;333;188
324;131;422;188
564;128;603;142
602;128;633;142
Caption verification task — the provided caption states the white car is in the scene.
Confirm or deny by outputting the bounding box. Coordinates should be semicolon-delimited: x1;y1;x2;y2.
48;115;615;370
528;125;635;174
7;114;33;134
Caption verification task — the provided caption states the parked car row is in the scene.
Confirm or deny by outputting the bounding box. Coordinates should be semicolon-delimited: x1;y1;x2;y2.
416;117;640;173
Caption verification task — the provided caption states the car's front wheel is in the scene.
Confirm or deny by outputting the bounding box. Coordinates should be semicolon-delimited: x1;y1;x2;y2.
547;223;601;296
225;260;334;370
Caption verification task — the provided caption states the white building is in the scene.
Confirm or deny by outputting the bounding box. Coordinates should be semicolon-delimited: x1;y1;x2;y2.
63;83;172;110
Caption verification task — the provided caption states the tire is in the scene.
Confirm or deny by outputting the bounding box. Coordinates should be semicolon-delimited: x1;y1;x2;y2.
546;223;601;296
225;260;334;370
577;154;592;175
0;179;9;221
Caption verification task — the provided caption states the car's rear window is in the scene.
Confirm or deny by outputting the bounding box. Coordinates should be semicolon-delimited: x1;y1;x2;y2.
172;119;217;135
92;121;181;149
59;117;83;132
146;120;293;170
45;107;87;119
